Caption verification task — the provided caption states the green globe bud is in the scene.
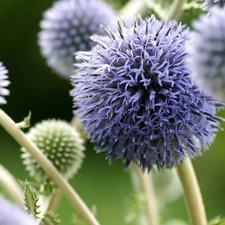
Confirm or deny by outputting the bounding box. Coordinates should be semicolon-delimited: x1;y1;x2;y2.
21;119;85;182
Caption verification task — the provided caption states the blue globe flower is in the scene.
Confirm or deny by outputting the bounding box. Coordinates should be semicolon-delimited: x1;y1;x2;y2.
0;62;10;104
186;6;225;101
201;0;225;11
71;16;224;172
0;200;38;225
38;0;117;79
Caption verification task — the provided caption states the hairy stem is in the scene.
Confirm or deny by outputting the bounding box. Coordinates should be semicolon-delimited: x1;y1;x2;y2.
130;164;160;225
177;157;207;225
0;109;100;225
0;164;24;206
166;0;187;21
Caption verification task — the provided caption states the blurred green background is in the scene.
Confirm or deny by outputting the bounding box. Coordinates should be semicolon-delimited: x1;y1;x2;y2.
0;0;225;224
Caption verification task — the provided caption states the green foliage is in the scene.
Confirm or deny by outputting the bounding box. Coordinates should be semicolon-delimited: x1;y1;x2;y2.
209;216;225;225
24;181;40;218
145;0;166;19
124;193;147;224
181;1;203;27
40;212;60;225
39;180;55;196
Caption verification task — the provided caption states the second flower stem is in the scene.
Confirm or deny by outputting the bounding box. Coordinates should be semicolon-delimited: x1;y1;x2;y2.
177;157;207;225
133;164;160;225
0;164;24;206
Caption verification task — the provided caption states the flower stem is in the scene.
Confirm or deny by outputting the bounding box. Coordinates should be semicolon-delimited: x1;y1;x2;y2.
0;109;100;225
47;189;62;212
131;164;160;225
166;0;187;21
0;164;24;206
71;114;87;143
177;157;207;225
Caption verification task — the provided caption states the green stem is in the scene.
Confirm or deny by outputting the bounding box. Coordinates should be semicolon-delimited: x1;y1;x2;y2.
131;164;160;225
0;109;100;225
177;157;207;225
47;189;62;212
166;0;187;21
0;164;24;206
71;114;87;144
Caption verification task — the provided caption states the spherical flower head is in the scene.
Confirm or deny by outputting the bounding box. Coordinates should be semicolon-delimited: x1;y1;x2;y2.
201;0;225;11
22;119;85;182
0;62;10;104
71;16;224;172
186;6;225;101
0;199;38;225
38;0;117;79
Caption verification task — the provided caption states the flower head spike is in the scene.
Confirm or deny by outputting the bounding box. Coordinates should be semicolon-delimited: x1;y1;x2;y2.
0;199;38;225
38;0;117;79
71;16;224;172
22;119;85;182
186;6;225;101
0;62;10;104
201;0;225;11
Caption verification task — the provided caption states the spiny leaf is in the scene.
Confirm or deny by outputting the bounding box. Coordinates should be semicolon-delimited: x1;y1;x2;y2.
24;181;40;218
16;111;32;129
19;179;54;196
19;180;40;193
40;212;60;225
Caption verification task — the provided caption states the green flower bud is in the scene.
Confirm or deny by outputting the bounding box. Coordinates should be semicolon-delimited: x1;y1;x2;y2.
21;119;85;182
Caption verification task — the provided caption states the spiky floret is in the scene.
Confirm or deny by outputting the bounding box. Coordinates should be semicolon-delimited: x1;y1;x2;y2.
22;119;85;182
38;0;117;79
0;62;10;104
186;6;225;101
201;0;225;11
71;16;224;172
0;199;38;225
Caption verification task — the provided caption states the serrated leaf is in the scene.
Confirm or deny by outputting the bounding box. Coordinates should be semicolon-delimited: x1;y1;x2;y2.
40;212;60;225
24;181;40;218
19;180;40;193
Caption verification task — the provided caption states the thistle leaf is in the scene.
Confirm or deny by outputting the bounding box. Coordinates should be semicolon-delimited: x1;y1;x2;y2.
40;212;60;225
24;181;40;218
16;111;32;129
